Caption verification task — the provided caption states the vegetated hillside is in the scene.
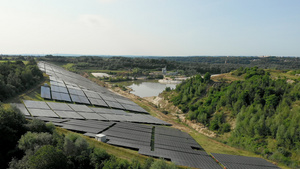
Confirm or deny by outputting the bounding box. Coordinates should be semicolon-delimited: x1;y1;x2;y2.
165;67;300;168
0;59;43;102
38;55;300;75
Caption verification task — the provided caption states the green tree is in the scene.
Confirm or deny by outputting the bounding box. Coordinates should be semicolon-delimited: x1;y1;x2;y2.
18;132;53;152
204;72;211;82
27;145;68;169
0;105;27;168
90;148;111;169
150;159;177;169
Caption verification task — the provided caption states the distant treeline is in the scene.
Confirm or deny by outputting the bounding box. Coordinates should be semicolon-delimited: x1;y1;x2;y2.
38;56;300;75
0;60;43;102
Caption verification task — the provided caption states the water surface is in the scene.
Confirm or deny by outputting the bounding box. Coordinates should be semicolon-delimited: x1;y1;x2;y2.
129;82;176;97
113;80;177;97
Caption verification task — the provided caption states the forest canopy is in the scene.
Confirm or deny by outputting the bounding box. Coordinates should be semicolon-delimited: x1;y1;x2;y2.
0;59;43;102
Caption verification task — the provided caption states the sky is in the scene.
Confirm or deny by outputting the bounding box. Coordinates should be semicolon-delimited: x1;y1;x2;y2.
0;0;300;56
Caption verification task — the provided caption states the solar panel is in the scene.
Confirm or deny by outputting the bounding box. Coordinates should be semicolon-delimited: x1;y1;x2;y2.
28;108;59;117
105;101;124;109
77;112;107;120
91;107;112;114
23;100;50;109
115;122;153;131
70;94;81;103
76;89;85;96
60;93;72;102
41;86;51;99
83;90;102;99
34;116;68;123
110;109;127;115
12;103;31;116
46;102;72;111
61;124;101;133
155;126;191;138
106;136;150;150
99;94;117;102
221;163;280;169
68;104;94;112
54;111;84;119
211;153;280;169
100;114;127;121
171;152;222;169
51;91;62;100
58;87;68;93
139;147;220;169
64;119;113;129
122;104;148;113
106;128;151;138
89;98;108;107
115;98;134;105
68;88;79;95
78;96;90;104
51;85;60;92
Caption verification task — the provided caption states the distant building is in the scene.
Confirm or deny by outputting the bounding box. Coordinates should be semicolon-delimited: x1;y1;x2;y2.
162;67;167;75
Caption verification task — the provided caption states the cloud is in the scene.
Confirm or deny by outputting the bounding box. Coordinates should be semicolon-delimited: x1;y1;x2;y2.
78;14;112;30
97;0;115;3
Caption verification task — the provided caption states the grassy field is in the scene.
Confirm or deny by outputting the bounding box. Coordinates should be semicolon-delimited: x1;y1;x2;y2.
212;69;300;83
0;60;29;64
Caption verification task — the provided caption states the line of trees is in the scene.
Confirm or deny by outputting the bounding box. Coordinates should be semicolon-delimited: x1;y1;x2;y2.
0;59;43;102
166;67;300;168
38;56;300;76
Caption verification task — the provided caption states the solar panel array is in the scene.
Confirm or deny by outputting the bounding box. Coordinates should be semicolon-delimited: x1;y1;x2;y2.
33;62;282;169
211;153;281;169
103;122;153;150
137;126;221;169
38;61;148;114
21;100;170;125
19;100;221;168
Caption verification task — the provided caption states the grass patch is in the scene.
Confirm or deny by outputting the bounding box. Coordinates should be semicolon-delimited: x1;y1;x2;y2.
62;63;75;71
268;69;299;80
82;69;127;74
0;60;28;64
211;73;244;82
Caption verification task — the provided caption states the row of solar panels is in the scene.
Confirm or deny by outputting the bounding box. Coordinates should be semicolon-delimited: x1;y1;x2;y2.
23;114;281;169
211;153;281;169
38;61;114;94
42;84;148;113
38;62;148;114
27;115;217;169
15;100;169;125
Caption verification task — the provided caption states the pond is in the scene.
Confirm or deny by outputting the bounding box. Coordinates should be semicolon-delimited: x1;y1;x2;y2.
113;80;177;98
